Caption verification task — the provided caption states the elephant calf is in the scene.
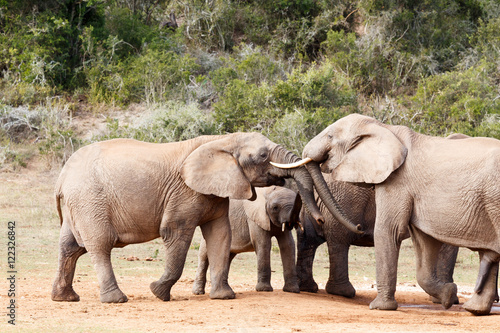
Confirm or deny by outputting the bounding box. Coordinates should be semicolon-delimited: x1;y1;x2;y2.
192;186;302;294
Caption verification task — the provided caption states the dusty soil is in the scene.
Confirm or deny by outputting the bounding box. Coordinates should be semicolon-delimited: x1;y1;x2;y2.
13;277;500;332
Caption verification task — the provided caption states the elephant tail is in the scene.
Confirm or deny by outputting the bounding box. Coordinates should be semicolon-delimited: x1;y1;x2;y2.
54;177;64;226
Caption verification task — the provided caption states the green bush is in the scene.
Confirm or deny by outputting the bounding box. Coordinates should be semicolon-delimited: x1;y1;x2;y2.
179;0;236;51
399;64;500;137
124;49;201;104
213;58;358;140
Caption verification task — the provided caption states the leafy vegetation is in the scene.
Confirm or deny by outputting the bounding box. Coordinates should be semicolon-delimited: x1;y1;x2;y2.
0;0;499;167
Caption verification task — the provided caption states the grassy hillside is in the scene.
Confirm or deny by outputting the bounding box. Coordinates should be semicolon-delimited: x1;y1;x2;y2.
1;0;500;168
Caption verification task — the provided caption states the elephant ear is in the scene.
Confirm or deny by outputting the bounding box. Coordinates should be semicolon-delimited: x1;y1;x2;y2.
334;122;407;184
243;187;271;231
181;139;254;200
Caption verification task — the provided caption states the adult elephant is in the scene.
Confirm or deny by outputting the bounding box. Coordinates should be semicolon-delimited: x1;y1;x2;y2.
192;186;302;295
52;133;360;303
296;147;460;300
274;113;500;315
296;176;459;301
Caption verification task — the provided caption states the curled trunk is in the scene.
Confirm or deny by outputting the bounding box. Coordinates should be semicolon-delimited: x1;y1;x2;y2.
306;162;363;234
270;145;324;224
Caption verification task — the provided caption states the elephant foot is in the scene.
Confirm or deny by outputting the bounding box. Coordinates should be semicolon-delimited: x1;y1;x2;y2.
209;285;235;299
430;294;459;305
51;285;80;302
150;280;173;301
463;293;494;316
369;294;398;310
439;283;458;309
192;280;206;295
326;280;356;298
256;282;273;292
283;282;300;293
299;279;319;293
100;288;128;303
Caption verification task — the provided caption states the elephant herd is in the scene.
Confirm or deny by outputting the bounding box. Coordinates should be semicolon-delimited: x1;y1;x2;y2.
52;114;500;316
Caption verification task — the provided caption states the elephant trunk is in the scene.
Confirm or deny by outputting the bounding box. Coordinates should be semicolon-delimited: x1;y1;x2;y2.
306;162;363;234
270;145;324;224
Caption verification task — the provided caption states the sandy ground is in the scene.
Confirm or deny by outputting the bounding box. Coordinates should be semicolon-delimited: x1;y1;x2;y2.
5;276;500;332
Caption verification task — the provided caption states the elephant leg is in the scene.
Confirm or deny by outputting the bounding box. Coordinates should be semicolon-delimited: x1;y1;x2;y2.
325;242;355;298
199;216;235;300
464;252;500;315
52;220;87;302
436;244;459;283
430;243;459;304
150;222;197;301
276;232;299;293
296;227;325;293
409;226;457;309
369;192;417;311
192;238;208;295
87;247;128;303
254;235;273;292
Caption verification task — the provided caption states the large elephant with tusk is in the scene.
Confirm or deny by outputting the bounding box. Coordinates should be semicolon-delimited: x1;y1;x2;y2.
52;132;359;303
274;114;500;315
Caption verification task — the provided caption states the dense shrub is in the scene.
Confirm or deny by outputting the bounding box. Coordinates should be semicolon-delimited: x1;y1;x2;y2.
213;59;358;134
1;0;500;168
399;64;500;137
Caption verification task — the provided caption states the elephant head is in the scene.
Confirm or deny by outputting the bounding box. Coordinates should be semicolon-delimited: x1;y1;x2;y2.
301;114;407;184
270;121;369;234
179;132;359;227
242;186;302;232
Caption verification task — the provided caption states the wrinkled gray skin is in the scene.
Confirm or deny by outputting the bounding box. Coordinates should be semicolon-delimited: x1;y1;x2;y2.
296;173;459;303
192;186;302;295
301;114;500;315
51;133;358;303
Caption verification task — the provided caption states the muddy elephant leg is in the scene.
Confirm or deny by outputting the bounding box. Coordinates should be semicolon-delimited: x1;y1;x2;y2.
276;232;299;293
199;216;235;299
463;252;500;315
52;220;87;302
192;238;208;295
254;234;273;292
150;221;197;301
296;223;325;293
325;242;355;298
430;243;459;304
409;226;457;309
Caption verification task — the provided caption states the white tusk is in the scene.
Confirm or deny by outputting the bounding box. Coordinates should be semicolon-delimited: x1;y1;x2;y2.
270;157;312;169
282;223;286;232
297;221;304;232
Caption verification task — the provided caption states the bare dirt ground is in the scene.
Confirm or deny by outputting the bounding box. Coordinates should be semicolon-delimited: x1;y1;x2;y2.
11;276;500;332
1;109;499;332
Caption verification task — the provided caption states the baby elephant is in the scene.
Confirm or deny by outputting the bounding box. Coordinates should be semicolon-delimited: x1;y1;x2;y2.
192;186;302;294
